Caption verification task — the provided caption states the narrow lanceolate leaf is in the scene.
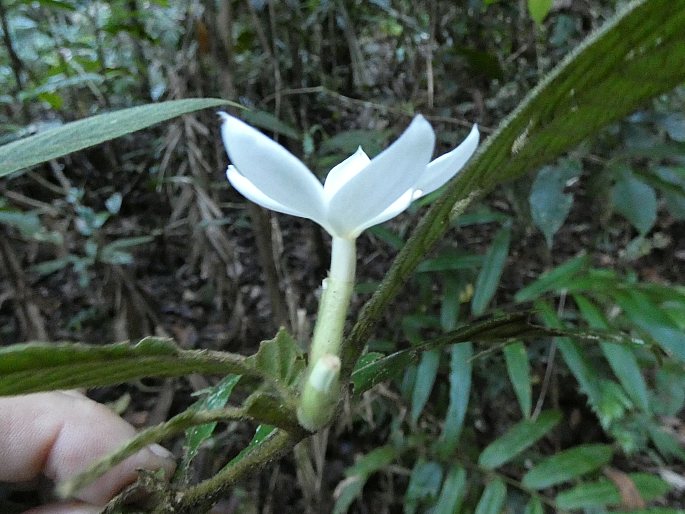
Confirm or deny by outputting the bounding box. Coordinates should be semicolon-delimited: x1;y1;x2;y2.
574;294;650;412
343;0;685;372
478;410;561;469
438;342;473;454
0;338;254;395
522;444;614;490
410;350;440;425
333;445;399;514
555;472;670;510
351;313;532;396
350;311;646;397
351;347;416;396
474;479;507;514
0;98;238;177
433;466;468;514
536;301;604;408
515;254;590;303
471;223;511;316
503;341;532;418
404;460;443;514
613;289;685;362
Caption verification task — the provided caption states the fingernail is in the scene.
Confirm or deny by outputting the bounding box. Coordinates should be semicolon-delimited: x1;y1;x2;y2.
149;444;174;460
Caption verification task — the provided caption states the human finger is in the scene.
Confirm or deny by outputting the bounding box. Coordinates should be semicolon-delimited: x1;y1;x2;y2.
0;392;175;505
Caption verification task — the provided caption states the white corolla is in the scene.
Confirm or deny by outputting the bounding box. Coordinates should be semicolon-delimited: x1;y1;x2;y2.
219;112;479;430
220;113;479;240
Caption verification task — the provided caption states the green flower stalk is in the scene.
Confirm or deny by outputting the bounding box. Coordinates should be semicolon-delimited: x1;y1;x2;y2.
220;113;479;430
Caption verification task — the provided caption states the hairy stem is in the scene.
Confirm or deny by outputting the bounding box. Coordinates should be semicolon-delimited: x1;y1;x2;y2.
167;429;301;514
57;406;251;498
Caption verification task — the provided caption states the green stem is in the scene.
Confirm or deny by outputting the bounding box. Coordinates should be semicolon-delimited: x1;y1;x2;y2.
297;237;356;430
167;430;299;514
309;237;356;365
57;406;250;499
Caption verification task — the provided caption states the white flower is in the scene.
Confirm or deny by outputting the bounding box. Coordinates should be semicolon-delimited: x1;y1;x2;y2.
220;113;479;239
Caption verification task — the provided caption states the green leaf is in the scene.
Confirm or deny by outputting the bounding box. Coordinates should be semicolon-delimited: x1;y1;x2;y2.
347;445;398;477
555;472;670;510
242;392;300;432
613;289;685;362
333;445;398;514
351;311;641;397
351;347;417;396
0;338;253;395
343;0;685;372
654;364;685;417
179;375;241;479
522;444;613;490
241;109;300;140
319;129;389;157
616;507;685;514
404;459;443;514
471;223;511;316
332;477;365;514
440;275;462;332
105;192;122;215
245;329;305;389
536;302;605;417
478;410;561;469
515;254;589;302
529;159;582;248
226;424;276;468
574;294;650;412
101;235;155;252
503;341;532;418
474;479;507;514
528;0;553;25
0;98;237;177
438;342;473;454
410;349;440;425
611;167;657;235
417;250;483;273
539;303;634;428
646;422;685;461
0;209;42;236
433;465;467;514
524;496;544;514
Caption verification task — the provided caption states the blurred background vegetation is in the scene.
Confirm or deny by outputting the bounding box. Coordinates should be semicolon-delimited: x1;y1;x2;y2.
1;0;684;512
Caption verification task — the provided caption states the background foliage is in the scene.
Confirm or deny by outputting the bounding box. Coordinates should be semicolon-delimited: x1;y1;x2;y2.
1;0;684;513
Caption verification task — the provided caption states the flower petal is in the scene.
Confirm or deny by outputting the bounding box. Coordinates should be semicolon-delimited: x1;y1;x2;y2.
220;113;326;221
323;147;370;202
327;115;435;238
349;189;415;237
226;166;308;217
414;124;479;198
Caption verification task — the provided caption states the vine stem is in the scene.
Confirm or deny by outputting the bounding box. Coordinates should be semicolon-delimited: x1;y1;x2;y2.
165;429;301;514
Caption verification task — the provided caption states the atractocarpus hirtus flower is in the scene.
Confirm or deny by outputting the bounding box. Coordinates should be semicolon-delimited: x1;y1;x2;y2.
220;113;479;240
220;112;479;430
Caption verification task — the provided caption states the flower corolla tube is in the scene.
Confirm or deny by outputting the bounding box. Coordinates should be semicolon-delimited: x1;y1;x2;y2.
220;113;479;240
